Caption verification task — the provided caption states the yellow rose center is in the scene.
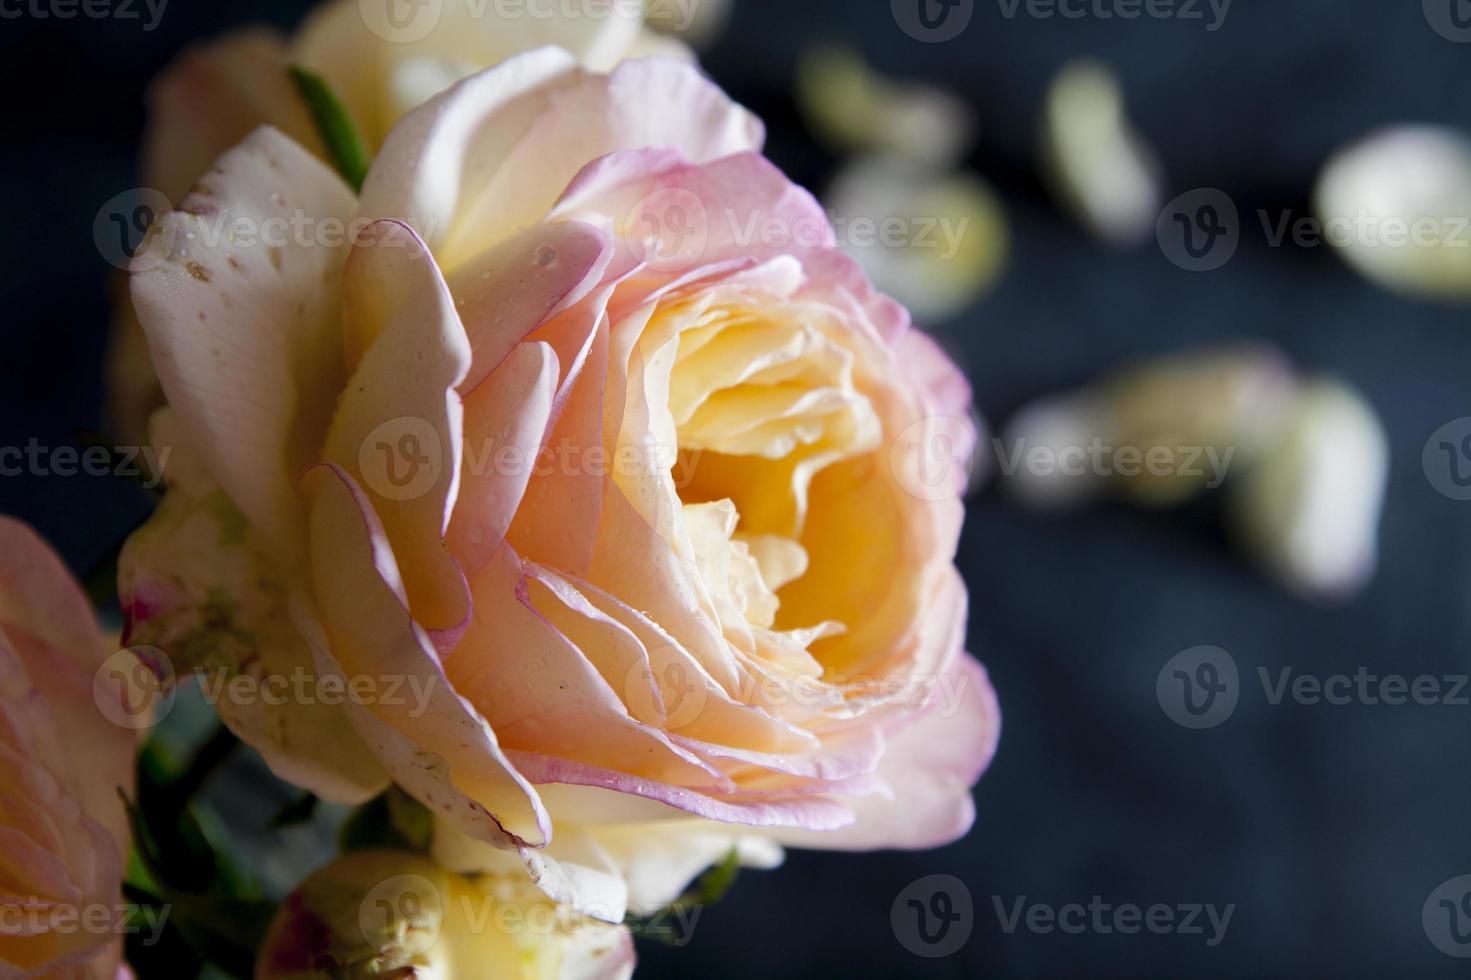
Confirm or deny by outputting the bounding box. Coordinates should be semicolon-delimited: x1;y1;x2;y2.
618;288;884;677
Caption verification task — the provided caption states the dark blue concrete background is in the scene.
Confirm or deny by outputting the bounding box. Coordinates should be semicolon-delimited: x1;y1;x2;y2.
3;0;1471;976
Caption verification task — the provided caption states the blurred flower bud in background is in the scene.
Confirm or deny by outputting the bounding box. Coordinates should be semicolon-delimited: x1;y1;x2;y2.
1001;347;1387;601
1003;345;1298;508
825;156;1009;323
1043;60;1164;247
1230;380;1389;601
1315;126;1471;300
798;44;976;170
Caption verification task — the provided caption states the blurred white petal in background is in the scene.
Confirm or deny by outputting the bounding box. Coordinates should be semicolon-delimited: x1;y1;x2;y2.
1315;125;1471;300
1230;380;1389;600
826;156;1009;322
798;44;977;170
1043;60;1164;246
1003;345;1297;509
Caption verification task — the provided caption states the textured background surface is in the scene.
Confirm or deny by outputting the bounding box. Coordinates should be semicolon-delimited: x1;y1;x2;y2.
3;0;1471;976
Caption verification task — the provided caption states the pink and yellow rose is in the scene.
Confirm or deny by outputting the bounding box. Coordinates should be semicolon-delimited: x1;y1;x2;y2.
0;518;135;980
110;0;686;446
121;48;999;922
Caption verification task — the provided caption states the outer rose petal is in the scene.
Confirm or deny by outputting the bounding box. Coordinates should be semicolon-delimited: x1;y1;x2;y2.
323;220;473;639
303;465;551;849
770;655;1001;851
359;50;763;269
446;342;560;576
131;127;355;558
0;520;105;671
0;519;134;978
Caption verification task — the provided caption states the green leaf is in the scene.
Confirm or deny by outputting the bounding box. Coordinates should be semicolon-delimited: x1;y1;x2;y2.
120;792;276;979
386;786;434;852
692;847;741;907
287;65;371;193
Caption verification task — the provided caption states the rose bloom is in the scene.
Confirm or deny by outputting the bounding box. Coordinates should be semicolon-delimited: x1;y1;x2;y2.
256;851;631;979
121;49;1000;921
110;0;685;446
0;519;135;979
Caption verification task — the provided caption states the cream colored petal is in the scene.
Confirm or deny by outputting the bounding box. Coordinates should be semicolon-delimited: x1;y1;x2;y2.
130;127;355;559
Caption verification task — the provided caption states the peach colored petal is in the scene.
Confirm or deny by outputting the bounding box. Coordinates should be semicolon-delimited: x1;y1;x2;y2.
303;465;550;848
448;220;612;392
447;342;560;577
509;759;856;832
452;545;726;788
324;220;472;640
0;519;103;672
771;654;1000;851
